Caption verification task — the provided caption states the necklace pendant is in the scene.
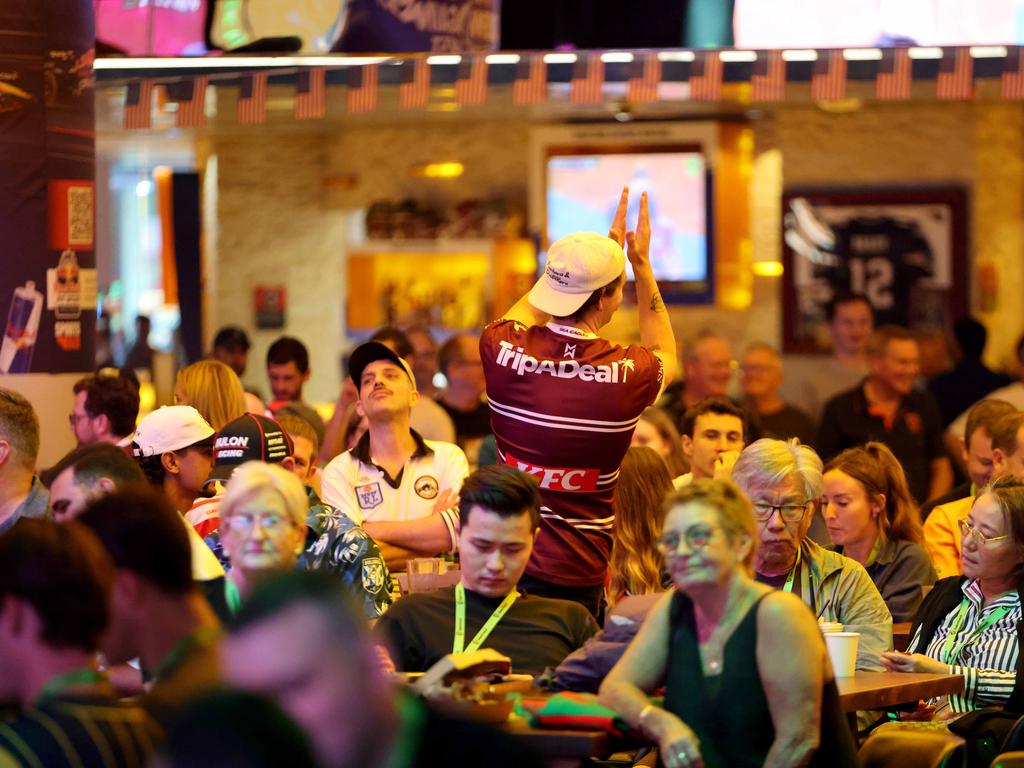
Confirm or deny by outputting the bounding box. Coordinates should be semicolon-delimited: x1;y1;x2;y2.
708;658;721;672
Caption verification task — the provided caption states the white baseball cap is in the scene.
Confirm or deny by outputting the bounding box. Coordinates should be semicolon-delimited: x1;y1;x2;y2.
528;232;626;317
130;406;215;457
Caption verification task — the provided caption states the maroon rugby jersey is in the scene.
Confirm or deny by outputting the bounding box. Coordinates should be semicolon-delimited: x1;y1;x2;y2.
480;319;663;586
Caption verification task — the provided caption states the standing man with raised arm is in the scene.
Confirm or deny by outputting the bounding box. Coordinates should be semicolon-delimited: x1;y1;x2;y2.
480;189;677;618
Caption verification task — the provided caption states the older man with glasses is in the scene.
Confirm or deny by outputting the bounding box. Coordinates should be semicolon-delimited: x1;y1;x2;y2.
732;438;893;671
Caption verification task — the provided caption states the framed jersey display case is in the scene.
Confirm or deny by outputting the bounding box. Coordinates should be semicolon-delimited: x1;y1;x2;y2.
781;187;968;353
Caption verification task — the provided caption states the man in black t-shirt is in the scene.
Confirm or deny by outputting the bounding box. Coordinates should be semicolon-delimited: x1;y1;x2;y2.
376;465;598;675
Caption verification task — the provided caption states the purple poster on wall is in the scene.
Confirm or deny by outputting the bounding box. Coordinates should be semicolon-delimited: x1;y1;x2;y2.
0;0;96;373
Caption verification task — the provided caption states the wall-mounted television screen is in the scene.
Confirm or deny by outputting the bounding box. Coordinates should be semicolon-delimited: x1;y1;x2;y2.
544;146;713;303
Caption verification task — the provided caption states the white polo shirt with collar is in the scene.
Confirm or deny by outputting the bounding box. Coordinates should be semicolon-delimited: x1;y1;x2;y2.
320;430;468;547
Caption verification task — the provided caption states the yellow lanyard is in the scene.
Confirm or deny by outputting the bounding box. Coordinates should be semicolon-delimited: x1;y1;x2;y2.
783;548;802;594
453;582;519;654
941;597;1009;665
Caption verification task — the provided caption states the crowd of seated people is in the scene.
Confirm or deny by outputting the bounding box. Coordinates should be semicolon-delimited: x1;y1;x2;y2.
2;187;1024;768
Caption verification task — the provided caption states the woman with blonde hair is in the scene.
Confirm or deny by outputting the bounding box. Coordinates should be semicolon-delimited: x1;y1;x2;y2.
219;461;308;613
822;441;936;622
601;479;857;768
607;446;672;608
631;407;688;478
175;360;247;431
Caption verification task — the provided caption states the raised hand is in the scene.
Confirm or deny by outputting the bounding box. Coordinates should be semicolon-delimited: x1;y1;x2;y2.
625;191;651;272
608;186;629;247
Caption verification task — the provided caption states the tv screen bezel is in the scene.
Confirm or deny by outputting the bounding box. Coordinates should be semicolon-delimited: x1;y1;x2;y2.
542;142;715;306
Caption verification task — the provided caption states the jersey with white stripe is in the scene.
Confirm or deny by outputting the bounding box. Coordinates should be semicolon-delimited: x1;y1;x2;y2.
481;319;663;586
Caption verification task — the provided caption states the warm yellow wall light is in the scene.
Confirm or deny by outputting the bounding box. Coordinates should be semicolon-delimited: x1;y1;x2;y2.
410;162;464;178
752;261;784;277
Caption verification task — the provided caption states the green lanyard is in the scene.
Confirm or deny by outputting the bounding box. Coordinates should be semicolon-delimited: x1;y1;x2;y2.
453;582;519;654
941;597;1010;665
34;667;107;706
783;548;802;594
225;578;242;615
150;627;223;683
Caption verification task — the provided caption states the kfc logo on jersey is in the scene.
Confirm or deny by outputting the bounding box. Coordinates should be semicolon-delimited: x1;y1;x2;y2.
495;340;633;383
504;452;599;492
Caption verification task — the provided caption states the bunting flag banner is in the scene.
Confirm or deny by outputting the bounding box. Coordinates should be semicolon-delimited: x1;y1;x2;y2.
688;51;722;101
237;71;268;124
123;79;153;129
512;56;547;105
936;47;973;100
294;68;326;119
455;57;488;105
627;54;661;103
570;55;604;104
347;64;379;113
811;50;846;101
1002;46;1024;99
876;47;912;100
174;75;207;127
398;58;430;108
750;50;785;101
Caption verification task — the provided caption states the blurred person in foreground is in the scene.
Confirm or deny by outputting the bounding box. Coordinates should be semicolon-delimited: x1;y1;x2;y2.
631;406;688;477
0;519;160;766
174;359;248;432
480;189;675;617
732;438;893;671
0;389;47;534
375;465;597;675
925;410;1024;579
883;476;1024;718
79;487;222;725
599;480;857;768
224;571;545;768
822;442;936;622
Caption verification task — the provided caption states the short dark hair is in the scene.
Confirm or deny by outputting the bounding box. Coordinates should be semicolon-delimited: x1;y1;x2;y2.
78;487;193;595
266;337;310;373
991;411;1024;456
964;399;1019;446
212;325;251;353
825;290;873;323
0;519;113;652
680;396;747;439
73;374;140;438
0;388;39;469
46;443;145;490
953;318;987;360
458;465;541;531
552;275;622;324
369;327;413;359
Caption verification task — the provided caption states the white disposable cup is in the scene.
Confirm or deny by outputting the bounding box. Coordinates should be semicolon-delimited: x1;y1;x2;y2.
824;631;860;677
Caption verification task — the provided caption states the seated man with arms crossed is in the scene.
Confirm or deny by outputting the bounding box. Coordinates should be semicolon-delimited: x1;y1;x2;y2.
732;438;893;671
321;341;469;570
375;465;598;676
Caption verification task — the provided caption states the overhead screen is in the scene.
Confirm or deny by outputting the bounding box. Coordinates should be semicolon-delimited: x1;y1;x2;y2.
545;148;712;302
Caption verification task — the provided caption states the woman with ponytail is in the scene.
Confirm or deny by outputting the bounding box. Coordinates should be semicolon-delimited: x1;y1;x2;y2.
822;441;936;621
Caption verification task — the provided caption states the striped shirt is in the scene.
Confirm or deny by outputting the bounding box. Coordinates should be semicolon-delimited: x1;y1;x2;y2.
909;579;1021;712
0;694;161;767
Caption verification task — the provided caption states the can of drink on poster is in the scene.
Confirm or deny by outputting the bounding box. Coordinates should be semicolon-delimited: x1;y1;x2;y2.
0;282;44;374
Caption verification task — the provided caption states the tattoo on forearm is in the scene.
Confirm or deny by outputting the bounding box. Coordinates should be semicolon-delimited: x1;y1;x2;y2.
649;294;666;313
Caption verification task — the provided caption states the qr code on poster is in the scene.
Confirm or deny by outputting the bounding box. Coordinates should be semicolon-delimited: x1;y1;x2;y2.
67;186;93;247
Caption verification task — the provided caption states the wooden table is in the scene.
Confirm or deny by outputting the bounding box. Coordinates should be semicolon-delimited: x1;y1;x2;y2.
837;670;964;712
504;717;614;768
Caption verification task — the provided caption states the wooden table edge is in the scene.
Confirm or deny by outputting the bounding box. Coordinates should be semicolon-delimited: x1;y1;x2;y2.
837;671;965;712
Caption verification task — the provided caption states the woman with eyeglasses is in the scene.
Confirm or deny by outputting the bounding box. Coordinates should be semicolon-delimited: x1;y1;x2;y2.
822;442;936;622
600;479;857;768
882;476;1024;716
219;462;309;614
